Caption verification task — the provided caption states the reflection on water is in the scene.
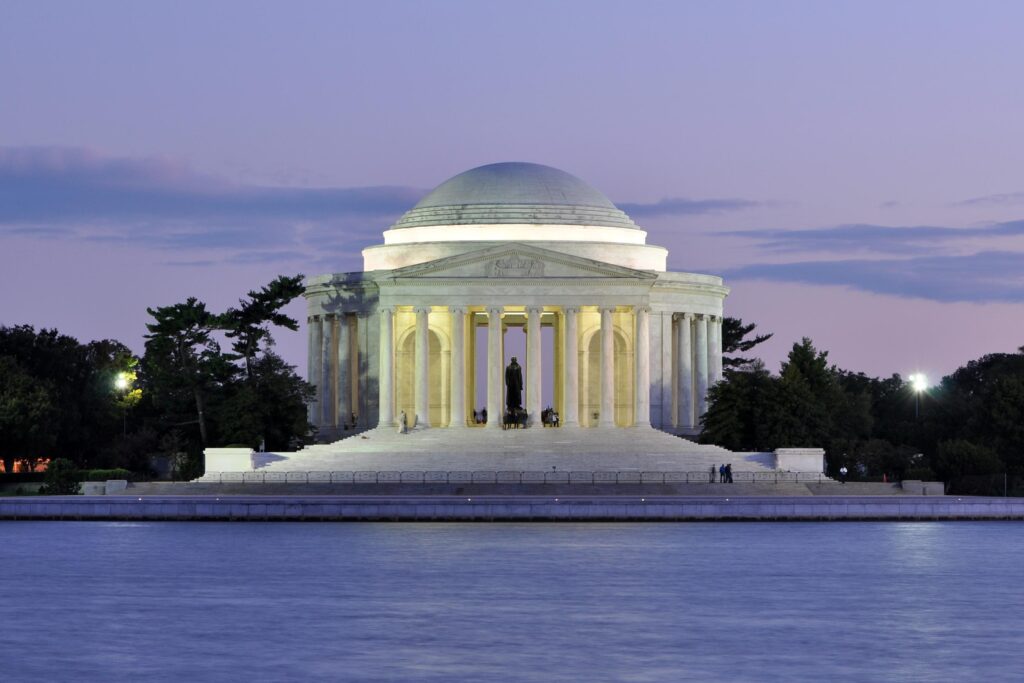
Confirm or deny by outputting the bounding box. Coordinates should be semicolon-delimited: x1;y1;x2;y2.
1;521;1022;682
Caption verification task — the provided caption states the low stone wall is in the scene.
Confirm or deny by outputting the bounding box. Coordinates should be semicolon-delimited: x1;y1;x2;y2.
775;448;825;472
197;470;831;485
1;495;1019;521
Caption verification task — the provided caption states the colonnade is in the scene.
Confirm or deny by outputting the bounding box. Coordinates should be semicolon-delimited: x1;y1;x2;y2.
674;312;723;430
306;313;362;430
362;305;722;431
308;307;722;432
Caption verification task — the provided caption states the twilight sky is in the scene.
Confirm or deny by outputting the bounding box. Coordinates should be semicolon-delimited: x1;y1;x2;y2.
2;0;1023;381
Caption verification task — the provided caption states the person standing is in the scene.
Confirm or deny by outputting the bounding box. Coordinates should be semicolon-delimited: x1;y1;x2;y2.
710;464;717;483
839;465;848;483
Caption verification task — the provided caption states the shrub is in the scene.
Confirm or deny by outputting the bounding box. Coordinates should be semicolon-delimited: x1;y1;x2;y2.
39;458;80;495
81;468;136;482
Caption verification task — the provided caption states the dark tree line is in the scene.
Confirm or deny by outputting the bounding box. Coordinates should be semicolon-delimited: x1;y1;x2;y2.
0;275;312;479
704;321;1024;493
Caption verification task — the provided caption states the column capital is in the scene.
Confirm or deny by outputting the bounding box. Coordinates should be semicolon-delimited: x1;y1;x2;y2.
413;306;431;315
449;305;468;316
599;305;617;314
562;306;579;315
635;305;651;314
676;311;692;322
525;305;543;316
486;306;503;317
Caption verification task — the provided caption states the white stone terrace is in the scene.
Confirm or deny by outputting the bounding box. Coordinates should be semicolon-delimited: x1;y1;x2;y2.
204;426;780;476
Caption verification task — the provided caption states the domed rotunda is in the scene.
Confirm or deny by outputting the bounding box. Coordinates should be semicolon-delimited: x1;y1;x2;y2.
304;162;728;439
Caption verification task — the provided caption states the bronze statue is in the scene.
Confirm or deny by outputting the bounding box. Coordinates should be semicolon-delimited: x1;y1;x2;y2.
505;357;523;412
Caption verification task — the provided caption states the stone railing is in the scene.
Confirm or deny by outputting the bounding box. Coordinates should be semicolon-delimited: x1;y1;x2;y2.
197;470;830;485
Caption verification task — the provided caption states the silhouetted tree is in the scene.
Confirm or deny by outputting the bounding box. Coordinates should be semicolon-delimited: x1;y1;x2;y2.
722;317;773;368
222;274;305;380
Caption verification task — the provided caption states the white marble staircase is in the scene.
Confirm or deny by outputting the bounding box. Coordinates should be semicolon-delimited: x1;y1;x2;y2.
238;426;777;475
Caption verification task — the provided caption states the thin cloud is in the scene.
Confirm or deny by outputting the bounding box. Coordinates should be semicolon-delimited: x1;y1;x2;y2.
955;192;1024;207
722;251;1024;303
0;146;423;263
618;197;763;217
723;220;1024;255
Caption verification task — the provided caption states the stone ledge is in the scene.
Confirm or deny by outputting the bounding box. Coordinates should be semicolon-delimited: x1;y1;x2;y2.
1;495;1005;521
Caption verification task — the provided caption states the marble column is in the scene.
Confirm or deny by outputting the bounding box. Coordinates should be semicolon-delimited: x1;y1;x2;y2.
449;307;466;428
526;306;542;426
308;315;322;424
562;307;579;427
486;306;503;430
677;313;693;430
709;316;723;386
336;314;351;429
599;306;615;427
660;311;673;429
634;306;651;427
321;315;335;427
378;307;394;428
695;314;709;421
414;306;431;428
355;314;368;429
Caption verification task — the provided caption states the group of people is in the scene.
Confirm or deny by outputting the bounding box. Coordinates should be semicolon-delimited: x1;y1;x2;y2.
712;463;734;483
472;408;489;424
503;408;528;429
540;406;560;427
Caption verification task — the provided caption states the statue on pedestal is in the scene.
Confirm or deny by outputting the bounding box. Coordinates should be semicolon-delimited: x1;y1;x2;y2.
505;357;523;413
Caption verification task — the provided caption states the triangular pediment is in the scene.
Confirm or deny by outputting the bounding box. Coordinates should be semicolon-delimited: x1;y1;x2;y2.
388;243;657;280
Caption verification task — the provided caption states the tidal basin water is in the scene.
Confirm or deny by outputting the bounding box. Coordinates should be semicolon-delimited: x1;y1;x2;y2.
2;521;1023;682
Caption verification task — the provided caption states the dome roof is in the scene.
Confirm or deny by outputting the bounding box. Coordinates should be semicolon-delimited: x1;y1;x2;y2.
390;162;639;231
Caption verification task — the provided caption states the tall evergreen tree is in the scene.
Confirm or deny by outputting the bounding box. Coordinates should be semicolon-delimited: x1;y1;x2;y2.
143;298;231;446
722;317;773;368
222;275;305;380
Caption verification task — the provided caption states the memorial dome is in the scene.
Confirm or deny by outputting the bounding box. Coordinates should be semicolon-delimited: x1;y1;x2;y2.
369;161;665;271
390;162;639;231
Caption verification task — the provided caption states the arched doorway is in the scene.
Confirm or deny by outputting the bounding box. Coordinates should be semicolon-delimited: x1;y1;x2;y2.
396;326;451;427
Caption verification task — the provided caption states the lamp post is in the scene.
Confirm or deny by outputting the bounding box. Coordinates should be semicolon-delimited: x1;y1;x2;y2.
909;373;928;419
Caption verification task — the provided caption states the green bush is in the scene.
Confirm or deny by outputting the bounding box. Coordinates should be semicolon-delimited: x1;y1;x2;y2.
81;468;136;482
39;458;80;495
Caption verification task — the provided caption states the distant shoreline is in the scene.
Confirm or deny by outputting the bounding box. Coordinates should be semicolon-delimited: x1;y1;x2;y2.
2;495;1021;522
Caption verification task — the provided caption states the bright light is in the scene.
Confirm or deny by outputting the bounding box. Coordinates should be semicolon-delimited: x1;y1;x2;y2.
909;373;929;393
114;372;130;391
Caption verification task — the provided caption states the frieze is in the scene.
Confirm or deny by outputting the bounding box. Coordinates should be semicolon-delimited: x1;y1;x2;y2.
489;255;544;278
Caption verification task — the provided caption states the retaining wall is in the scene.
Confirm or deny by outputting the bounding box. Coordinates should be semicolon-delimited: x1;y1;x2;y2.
1;495;1020;521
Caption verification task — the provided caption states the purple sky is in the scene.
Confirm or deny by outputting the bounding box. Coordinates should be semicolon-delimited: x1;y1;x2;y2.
2;0;1023;382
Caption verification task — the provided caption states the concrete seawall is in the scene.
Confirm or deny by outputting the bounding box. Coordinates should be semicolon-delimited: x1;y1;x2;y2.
1;495;1022;521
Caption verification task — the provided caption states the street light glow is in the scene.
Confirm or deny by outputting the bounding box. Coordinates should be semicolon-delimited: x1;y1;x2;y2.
909;373;928;393
115;372;130;391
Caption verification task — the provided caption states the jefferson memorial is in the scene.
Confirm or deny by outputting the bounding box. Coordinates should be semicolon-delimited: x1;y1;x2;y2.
306;162;725;437
204;162;823;476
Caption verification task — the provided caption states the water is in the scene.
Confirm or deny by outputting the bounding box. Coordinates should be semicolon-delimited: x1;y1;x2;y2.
1;521;1022;682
